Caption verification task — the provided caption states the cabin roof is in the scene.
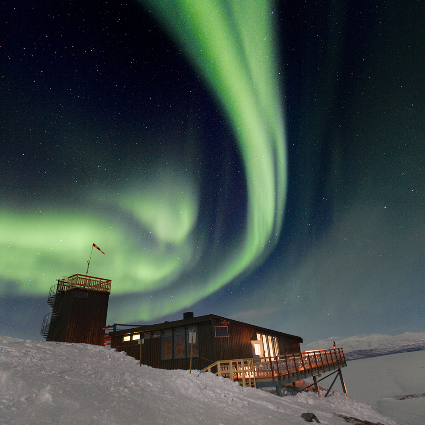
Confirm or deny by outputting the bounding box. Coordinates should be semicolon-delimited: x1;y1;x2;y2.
109;314;303;342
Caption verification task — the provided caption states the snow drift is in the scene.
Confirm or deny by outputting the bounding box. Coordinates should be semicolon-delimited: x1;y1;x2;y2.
0;336;397;425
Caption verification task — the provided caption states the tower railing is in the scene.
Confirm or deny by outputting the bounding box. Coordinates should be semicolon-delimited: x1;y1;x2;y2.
58;274;111;293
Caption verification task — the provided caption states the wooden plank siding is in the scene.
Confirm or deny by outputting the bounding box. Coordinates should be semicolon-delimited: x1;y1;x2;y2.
109;314;303;371
47;288;109;345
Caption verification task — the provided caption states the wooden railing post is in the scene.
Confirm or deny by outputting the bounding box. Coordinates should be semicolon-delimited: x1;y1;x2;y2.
306;352;313;373
284;353;290;377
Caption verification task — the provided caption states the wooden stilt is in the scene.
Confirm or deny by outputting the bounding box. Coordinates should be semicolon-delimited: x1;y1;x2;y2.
325;370;340;397
313;375;321;397
339;368;347;395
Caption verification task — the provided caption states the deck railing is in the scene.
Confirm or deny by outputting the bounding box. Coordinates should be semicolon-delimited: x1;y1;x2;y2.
253;348;346;382
57;274;112;293
203;358;256;388
203;348;346;387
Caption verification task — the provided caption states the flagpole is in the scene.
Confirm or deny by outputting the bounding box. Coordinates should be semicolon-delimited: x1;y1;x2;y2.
86;244;94;275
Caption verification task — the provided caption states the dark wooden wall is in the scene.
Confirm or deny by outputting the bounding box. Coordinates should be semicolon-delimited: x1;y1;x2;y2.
48;288;109;345
110;317;302;370
111;319;216;370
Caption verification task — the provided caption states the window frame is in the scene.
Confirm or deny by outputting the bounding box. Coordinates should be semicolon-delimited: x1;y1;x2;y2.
161;329;172;360
173;327;186;359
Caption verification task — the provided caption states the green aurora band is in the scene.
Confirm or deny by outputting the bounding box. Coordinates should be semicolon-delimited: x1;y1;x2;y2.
1;0;287;322
140;0;287;292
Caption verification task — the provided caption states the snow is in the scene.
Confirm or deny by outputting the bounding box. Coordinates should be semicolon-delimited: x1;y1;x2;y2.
2;332;424;425
302;333;425;425
342;351;425;425
0;336;401;425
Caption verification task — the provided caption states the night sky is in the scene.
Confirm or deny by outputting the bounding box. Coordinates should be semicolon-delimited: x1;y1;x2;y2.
1;1;424;343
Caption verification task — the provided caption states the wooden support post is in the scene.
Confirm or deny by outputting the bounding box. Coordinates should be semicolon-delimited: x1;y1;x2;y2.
189;327;194;374
313;375;321;397
339;368;347;395
324;371;340;397
276;385;281;396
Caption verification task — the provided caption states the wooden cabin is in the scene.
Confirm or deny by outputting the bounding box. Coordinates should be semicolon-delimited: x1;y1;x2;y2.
109;312;303;371
41;274;111;346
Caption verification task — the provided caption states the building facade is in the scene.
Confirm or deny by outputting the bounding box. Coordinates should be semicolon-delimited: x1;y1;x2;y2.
109;313;303;371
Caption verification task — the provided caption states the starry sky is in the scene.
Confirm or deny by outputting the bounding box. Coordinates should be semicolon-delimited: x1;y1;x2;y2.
1;1;424;344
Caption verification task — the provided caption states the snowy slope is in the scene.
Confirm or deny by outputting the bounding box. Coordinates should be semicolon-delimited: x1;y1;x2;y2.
303;333;425;425
342;351;425;425
0;336;396;425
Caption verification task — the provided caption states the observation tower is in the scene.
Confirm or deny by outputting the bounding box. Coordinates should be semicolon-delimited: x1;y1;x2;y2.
40;274;111;345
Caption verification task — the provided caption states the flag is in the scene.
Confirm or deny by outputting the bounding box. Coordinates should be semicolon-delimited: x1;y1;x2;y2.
93;243;105;255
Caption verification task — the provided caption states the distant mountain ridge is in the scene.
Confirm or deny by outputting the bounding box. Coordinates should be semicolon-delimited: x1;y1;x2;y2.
302;332;425;360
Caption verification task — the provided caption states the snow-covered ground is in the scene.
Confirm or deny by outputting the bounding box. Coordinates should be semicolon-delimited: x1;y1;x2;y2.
0;333;423;425
303;333;425;425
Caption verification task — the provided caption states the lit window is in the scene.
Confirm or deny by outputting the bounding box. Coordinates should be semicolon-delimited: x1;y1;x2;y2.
123;335;131;342
268;335;275;357
262;334;269;357
254;342;262;356
133;334;140;341
273;336;280;357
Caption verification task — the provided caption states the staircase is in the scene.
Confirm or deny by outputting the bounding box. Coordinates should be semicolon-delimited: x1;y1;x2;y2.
40;283;65;339
40;312;51;338
204;358;256;388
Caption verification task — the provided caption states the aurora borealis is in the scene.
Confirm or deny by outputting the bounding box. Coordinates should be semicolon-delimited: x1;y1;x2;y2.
1;1;424;343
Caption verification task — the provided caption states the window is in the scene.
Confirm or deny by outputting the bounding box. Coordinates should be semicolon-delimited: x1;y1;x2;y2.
161;329;172;359
262;334;269;357
144;332;151;340
256;333;280;358
132;334;140;341
152;331;160;339
123;335;131;342
215;326;228;337
273;336;280;357
174;327;186;359
186;325;198;357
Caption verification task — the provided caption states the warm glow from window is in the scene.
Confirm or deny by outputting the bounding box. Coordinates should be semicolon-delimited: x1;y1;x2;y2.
256;334;279;358
123;335;130;341
262;334;269;357
268;335;275;357
133;334;140;340
273;336;280;357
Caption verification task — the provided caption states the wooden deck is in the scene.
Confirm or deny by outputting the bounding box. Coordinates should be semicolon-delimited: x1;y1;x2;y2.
203;348;346;388
57;274;111;293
